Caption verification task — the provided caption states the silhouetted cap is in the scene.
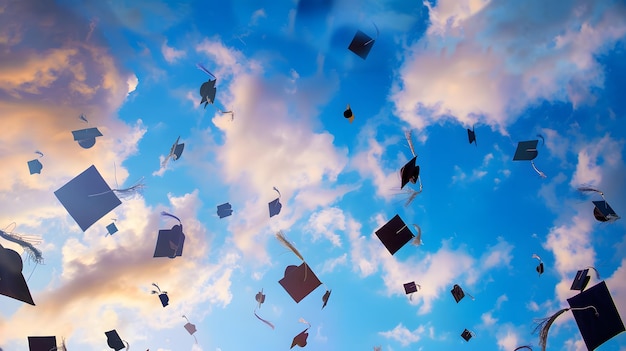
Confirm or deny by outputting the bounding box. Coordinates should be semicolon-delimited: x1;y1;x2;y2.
404;282;418;294
467;128;476;145
322;289;331;309
291;328;309;349
536;262;544;275
567;281;625;350
217;203;233;218
375;214;414;256
571;269;591;291
28;336;56;351
106;222;118;235
451;284;471;303
0;243;35;305
72;127;103;149
400;157;419;189
279;263;322;303
27;159;43;175
54;165;122;232
461;329;473;341
343;104;354;123
105;330;126;351
593;200;619;222
348;30;375;59
513;140;539;161
153;223;185;258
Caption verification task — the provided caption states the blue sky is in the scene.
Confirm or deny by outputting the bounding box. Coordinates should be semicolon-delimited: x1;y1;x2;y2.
1;0;626;350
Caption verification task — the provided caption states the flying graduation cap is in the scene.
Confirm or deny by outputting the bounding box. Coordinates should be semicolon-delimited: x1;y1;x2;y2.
217;202;233;218
348;22;379;60
254;288;275;329
451;284;474;303
153;212;185;258
54;165;143;232
269;187;283;218
27;336;61;351
577;186;620;222
535;281;625;351
0;242;35;305
532;254;544;276
106;221;118;236
291;318;311;349
161;136;185;168
151;283;169;307
375;214;415;256
403;281;420;301
461;329;474;342
467;126;477;146
343;104;354;123
399;131;423;206
27;151;44;175
570;267;600;291
105;330;128;351
182;315;198;343
72;114;103;149
513;139;546;178
196;63;234;118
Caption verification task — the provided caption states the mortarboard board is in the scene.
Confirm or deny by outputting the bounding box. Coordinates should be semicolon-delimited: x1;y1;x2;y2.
72;127;103;149
217;203;233;218
343;104;354;123
106;222;118;236
375;214;414;256
279;263;322;303
153;212;185;259
197;63;217;108
467;127;476;145
54;165;122;232
570;269;591;291
461;329;474;341
567;281;625;350
27;159;43;175
451;284;474;303
105;330;127;351
348;24;379;60
513;140;539;161
269;187;282;218
151;283;169;307
400;157;419;189
592;200;620;222
291;328;309;349
28;336;56;351
404;281;418;295
321;289;331;309
0;243;35;305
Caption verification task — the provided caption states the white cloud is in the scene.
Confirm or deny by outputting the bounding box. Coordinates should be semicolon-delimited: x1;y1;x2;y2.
305;207;345;247
379;323;425;346
161;40;186;63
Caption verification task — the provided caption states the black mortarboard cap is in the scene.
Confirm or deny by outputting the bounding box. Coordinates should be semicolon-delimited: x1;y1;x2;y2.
593;200;619;222
27;159;43;175
72;127;103;149
570;269;591;291
343;104;354;123
291;328;309;349
400;157;419;189
200;80;217;108
106;222;118;235
322;289;331;309
451;284;465;303
28;336;56;351
348;30;375;60
513;140;539;161
158;292;169;307
217;203;233;218
0;243;35;305
375;214;414;256
467;128;476;145
269;198;282;218
461;329;473;341
172;143;184;160
54;165;122;232
153;223;185;258
536;262;544;275
279;263;322;303
105;330;125;351
567;281;625;350
404;282;418;294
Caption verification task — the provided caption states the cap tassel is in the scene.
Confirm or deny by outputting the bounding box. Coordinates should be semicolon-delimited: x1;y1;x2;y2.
196;63;216;79
411;224;423;246
161;211;182;225
514;345;533;351
577;186;606;202
587;266;601;280
254;309;275;330
276;231;304;262
405;130;417;158
79;114;88;123
298;317;311;329
531;161;547;179
363;22;379;46
534;306;599;351
0;226;43;264
35;150;44;158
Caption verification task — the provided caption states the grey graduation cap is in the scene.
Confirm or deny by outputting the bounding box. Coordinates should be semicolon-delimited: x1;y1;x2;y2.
217;203;233;218
375;214;414;256
106;222;118;236
72;127;103;149
54;165;122;232
513;140;539;161
27;336;56;351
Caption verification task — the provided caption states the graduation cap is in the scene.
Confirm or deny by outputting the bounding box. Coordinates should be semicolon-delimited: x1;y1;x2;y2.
104;330;127;351
72;127;103;149
451;284;474;303
404;281;419;295
532;254;544;276
348;23;379;60
343;104;354;123
279;263;322;303
197;63;218;108
593;200;620;222
161;136;185;168
321;289;331;309
217;203;233;218
461;329;474;341
513;139;546;178
153;212;185;258
467;126;477;146
291;319;311;349
54;165;123;232
151;283;169;307
27;336;56;351
27;151;44;175
399;132;423;203
106;222;118;236
570;267;599;291
269;187;282;218
254;289;275;329
183;315;198;343
0;243;35;305
375;214;415;256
